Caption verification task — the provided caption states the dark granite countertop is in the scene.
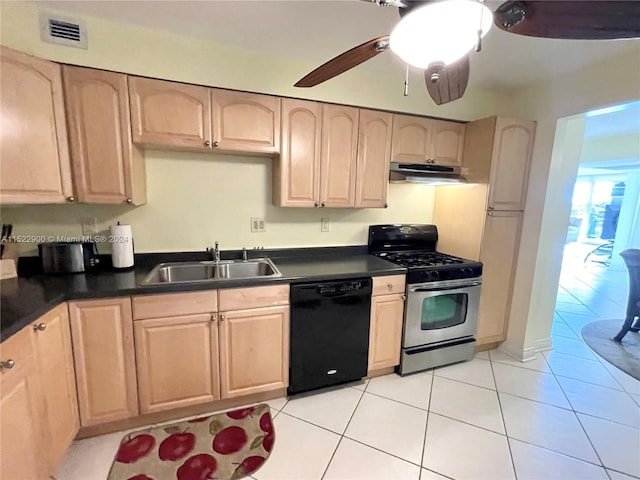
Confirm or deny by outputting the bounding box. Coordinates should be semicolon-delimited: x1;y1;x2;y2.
1;246;405;343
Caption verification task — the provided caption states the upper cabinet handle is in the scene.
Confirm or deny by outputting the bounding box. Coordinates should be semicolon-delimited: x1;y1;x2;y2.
0;359;15;369
213;141;220;148
33;323;47;332
204;140;211;147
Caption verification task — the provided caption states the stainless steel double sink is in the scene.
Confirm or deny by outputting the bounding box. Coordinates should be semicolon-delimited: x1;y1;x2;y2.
141;258;281;286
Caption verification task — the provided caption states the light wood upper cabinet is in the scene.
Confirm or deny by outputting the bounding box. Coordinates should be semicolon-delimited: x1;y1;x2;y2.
135;314;220;414
320;104;359;208
68;297;138;426
30;304;79;473
63;66;146;205
0;46;72;204
355;109;393;208
429;119;465;166
476;211;523;344
462;116;535;211
391;114;464;167
219;305;289;399
129;76;212;150
211;89;280;154
488;118;535;211
1;327;48;480
274;98;322;207
368;293;405;372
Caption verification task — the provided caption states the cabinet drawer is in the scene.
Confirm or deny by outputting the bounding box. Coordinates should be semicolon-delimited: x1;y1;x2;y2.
372;275;406;296
218;284;289;311
133;291;218;320
0;327;33;376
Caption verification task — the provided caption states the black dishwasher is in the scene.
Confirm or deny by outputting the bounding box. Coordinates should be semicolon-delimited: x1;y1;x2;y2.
289;278;372;395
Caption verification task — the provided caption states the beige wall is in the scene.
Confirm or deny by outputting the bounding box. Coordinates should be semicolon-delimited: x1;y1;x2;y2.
502;47;640;360
0;1;512;255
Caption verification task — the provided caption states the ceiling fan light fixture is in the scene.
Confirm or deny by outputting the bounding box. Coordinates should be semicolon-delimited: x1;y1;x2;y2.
389;0;493;69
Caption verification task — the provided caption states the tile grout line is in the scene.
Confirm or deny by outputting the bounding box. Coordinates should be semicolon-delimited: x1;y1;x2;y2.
319;383;367;480
488;354;518;479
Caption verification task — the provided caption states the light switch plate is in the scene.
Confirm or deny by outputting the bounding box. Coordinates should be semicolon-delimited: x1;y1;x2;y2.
251;217;266;233
321;217;330;232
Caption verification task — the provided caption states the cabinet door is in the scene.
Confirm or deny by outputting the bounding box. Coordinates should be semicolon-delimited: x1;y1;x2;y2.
68;298;138;426
219;306;289;398
31;304;79;472
129;76;211;150
1;327;47;480
212;89;280;154
368;294;405;372
135;314;220;414
320;104;359;208
488;118;536;211
355;109;392;208
429;119;465;166
274;99;322;207
391;114;432;164
477;211;523;345
0;46;72;204
64;66;146;205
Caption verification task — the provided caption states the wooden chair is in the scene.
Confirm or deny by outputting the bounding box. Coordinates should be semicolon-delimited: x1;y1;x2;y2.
613;249;640;342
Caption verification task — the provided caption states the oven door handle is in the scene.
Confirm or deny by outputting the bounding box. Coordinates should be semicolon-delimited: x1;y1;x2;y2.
410;282;481;292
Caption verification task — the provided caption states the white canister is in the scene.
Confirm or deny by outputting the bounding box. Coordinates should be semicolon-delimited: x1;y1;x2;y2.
110;223;134;269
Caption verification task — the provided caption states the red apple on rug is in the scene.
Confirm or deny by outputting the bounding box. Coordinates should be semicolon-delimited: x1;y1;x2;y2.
116;434;156;464
176;454;217;480
239;455;266;475
158;431;196;461
262;432;274;452
259;412;273;434
226;406;255;420
212;426;248;454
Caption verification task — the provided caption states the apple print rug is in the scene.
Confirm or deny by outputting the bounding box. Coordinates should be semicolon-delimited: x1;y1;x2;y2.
107;403;274;480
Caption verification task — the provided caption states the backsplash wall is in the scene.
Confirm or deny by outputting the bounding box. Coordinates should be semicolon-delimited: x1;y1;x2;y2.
1;150;436;255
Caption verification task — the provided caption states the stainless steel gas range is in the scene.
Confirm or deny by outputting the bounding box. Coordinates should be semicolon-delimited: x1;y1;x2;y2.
368;224;483;375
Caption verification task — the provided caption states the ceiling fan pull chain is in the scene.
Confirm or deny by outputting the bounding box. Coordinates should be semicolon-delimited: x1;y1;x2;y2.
476;0;485;52
404;64;409;96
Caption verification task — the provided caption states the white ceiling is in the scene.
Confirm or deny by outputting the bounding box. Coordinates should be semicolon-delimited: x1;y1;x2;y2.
31;0;640;90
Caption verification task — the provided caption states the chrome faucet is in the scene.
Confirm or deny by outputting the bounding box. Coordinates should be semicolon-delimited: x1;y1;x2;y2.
207;241;221;262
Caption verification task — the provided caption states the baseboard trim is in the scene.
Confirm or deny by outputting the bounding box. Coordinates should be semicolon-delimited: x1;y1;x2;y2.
499;336;553;362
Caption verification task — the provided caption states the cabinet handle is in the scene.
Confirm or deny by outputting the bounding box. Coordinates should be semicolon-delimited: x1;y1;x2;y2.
387;283;393;289
126;198;133;204
488;205;494;210
220;314;225;321
321;202;326;207
204;140;211;147
384;203;388;208
0;359;15;369
66;196;75;203
210;314;217;322
33;323;46;332
401;295;406;301
314;202;319;207
488;212;494;216
213;141;220;148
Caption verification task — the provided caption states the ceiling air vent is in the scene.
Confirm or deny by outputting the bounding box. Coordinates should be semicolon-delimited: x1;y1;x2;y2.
39;12;87;49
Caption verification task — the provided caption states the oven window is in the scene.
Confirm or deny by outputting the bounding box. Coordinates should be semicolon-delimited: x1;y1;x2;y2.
421;293;468;330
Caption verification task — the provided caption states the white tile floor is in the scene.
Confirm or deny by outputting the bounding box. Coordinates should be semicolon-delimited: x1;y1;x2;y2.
56;255;640;480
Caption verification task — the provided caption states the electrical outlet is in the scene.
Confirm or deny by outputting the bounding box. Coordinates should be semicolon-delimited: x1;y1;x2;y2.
80;217;98;236
321;217;330;232
251;217;266;233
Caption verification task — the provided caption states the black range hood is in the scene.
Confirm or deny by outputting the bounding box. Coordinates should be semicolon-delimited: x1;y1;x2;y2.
389;162;466;185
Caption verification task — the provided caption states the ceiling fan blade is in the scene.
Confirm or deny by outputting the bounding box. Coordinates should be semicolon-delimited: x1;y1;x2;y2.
494;1;640;39
425;55;470;105
294;36;390;88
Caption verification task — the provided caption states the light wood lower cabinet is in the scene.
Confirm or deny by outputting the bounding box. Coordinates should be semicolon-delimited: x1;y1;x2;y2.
368;275;406;372
68;298;138;426
476;211;523;344
135;314;220;414
31;304;79;473
0;327;47;480
219;305;289;399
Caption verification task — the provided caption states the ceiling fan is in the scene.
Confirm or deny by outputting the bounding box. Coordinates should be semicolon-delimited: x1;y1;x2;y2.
294;0;640;105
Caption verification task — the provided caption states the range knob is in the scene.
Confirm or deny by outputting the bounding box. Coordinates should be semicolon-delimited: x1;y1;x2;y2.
431;271;440;281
